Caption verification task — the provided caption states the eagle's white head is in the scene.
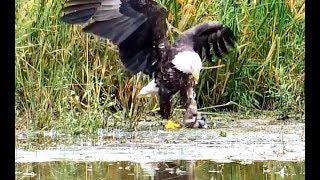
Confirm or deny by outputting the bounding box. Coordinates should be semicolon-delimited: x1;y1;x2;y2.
172;51;202;83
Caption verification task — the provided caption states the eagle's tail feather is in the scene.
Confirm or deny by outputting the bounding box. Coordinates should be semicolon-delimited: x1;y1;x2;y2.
137;80;159;97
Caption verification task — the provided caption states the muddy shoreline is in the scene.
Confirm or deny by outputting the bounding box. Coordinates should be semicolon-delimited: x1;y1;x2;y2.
15;118;305;163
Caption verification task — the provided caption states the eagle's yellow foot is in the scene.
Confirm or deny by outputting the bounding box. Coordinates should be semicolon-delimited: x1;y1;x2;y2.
164;120;181;129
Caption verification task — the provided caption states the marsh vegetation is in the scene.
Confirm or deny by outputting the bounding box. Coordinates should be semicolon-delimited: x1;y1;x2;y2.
15;0;305;133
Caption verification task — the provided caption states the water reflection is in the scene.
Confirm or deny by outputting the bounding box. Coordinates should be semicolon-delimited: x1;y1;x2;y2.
15;160;304;180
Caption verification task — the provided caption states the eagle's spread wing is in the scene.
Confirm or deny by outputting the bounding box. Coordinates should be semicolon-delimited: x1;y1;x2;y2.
60;0;167;75
174;21;236;61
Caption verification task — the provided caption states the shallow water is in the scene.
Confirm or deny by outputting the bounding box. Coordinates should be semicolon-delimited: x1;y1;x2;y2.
15;119;305;179
15;160;304;180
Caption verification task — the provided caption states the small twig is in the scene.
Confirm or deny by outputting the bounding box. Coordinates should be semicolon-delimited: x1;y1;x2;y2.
198;101;243;110
202;64;225;70
151;101;244;113
174;108;221;116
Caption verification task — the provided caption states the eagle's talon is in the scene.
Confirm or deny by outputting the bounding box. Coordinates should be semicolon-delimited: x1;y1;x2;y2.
164;120;181;129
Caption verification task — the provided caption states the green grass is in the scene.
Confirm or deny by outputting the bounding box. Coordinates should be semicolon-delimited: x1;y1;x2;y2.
15;0;305;133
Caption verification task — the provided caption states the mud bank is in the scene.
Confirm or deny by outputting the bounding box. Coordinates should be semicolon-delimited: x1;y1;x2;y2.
15;118;305;163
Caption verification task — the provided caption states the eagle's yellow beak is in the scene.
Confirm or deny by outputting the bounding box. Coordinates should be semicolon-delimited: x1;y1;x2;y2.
192;71;200;84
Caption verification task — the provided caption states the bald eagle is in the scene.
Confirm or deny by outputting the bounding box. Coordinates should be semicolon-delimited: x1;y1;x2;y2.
60;0;236;128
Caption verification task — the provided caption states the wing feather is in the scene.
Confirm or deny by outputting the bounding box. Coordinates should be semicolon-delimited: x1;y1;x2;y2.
175;21;236;60
60;0;167;76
